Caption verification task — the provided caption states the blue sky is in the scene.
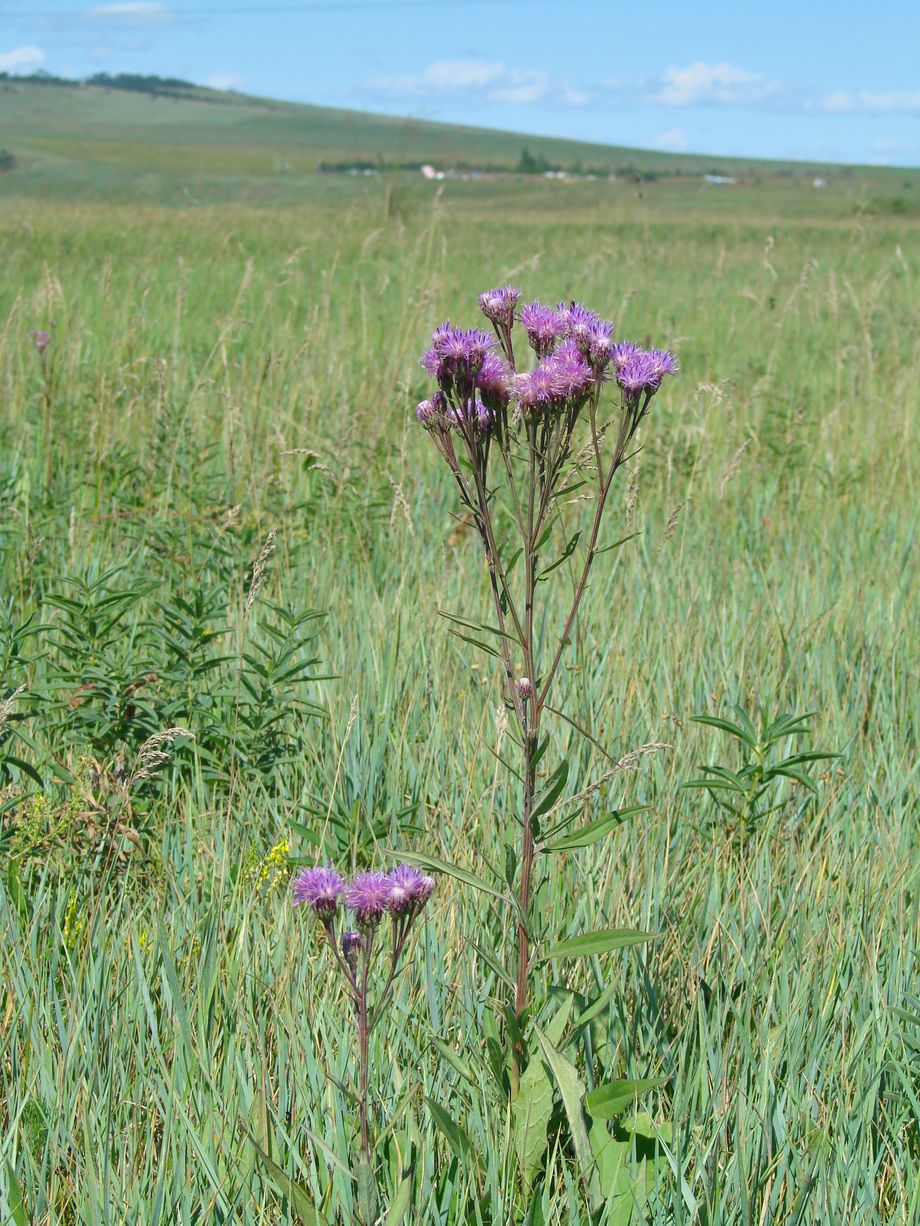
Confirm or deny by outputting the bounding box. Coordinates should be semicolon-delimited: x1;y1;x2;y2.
3;0;920;165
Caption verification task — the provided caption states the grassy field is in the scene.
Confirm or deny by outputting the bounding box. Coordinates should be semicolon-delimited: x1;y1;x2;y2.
0;86;918;1224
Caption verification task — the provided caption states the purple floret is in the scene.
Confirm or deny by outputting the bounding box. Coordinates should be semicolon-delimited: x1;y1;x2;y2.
386;864;435;915
476;352;512;410
553;341;594;398
30;329;51;353
556;301;600;344
479;285;521;329
514;361;561;412
520;301;567;358
292;866;345;919
615;348;659;403
415;398;437;427
421;322;495;385
346;871;393;926
645;348;679;389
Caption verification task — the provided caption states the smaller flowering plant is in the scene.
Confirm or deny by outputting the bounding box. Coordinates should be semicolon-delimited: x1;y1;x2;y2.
291;860;435;1222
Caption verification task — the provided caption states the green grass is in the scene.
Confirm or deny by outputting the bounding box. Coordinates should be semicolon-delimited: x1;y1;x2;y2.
0;124;918;1224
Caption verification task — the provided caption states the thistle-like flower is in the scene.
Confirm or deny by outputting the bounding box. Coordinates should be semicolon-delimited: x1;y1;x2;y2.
30;329;51;354
479;285;520;330
292;866;345;919
347;871;393;927
386;864;435;915
520;301;567;357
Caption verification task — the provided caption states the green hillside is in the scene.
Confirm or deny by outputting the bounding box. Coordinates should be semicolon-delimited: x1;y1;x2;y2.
2;75;919;213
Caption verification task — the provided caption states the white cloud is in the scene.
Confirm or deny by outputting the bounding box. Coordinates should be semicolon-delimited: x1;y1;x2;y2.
205;73;247;92
818;89;920;114
82;2;176;27
652;127;689;151
650;61;781;107
367;59;546;102
364;58;593;108
0;45;46;73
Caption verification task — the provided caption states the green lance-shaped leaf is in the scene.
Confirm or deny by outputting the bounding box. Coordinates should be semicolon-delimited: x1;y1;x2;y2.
533;1023;602;1209
541;807;647;852
251;1142;328;1225
585;1078;669;1120
383;1167;414;1226
426;1097;480;1171
540;928;655;962
384;849;506;901
512;998;573;1194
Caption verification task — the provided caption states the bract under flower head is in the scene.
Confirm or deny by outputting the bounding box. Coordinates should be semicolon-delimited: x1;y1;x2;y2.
292;866;345;919
520;301;567;358
386;864;435;915
346;871;393;926
479;285;520;329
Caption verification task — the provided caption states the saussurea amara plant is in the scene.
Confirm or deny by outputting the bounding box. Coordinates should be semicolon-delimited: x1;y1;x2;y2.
291;863;435;1224
412;288;678;1060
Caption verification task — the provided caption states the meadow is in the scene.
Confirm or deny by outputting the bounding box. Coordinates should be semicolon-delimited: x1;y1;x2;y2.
0;84;918;1224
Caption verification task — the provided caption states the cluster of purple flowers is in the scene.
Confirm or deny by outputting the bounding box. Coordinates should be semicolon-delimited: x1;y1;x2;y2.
414;286;677;434
30;329;51;354
293;862;435;928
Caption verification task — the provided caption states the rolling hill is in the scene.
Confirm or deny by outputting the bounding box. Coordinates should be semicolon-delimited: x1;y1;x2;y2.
1;74;918;213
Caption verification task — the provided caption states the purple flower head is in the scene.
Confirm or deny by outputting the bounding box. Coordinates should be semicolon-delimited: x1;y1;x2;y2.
476;352;512;411
518;676;534;700
520;301;567;358
420;345;449;384
292;866;345;919
386;864;435;916
552;342;594;399
514;361;561;413
556;301;600;346
479;285;520;329
30;329;51;354
346;871;393;927
611;341;640;372
645;348;679;390
340;930;363;970
415;398;437;427
615;348;659;404
421;322;495;387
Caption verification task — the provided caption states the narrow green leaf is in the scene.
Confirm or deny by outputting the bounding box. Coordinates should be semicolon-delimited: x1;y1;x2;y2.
512;998;573;1194
595;531;641;556
691;714;758;747
542;808;646;853
430;1038;478;1087
531;761;569;823
383;1168;413;1225
533;1024;601;1209
5;1162;28;1226
384;849;506;901
585;1078;668;1119
541;928;655;961
252;1141;328;1225
426;1097;479;1169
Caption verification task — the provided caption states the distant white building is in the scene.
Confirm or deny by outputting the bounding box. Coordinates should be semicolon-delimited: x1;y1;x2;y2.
704;174;736;185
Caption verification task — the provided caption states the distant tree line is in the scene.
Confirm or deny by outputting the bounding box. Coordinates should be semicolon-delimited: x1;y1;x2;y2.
0;70;201;101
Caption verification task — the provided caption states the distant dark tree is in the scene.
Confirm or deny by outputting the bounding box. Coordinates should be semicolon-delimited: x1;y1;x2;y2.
0;149;15;173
